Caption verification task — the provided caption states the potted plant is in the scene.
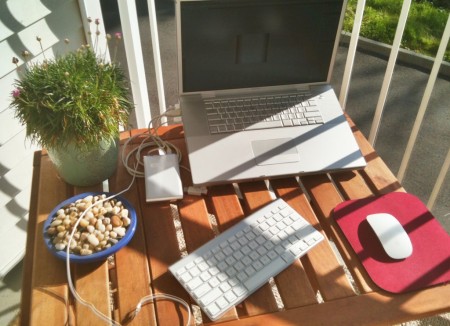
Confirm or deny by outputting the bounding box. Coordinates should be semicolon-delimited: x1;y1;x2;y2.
10;19;133;187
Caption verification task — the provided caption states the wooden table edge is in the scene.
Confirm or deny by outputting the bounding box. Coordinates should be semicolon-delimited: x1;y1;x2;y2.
20;150;42;324
209;283;450;326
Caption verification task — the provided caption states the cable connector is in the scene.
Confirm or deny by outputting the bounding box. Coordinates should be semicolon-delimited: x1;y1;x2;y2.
164;107;182;117
184;186;208;196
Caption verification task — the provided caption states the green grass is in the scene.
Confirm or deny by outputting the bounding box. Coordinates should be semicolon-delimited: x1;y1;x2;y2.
343;0;450;61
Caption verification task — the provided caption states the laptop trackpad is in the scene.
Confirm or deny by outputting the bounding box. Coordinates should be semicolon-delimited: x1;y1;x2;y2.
251;138;299;165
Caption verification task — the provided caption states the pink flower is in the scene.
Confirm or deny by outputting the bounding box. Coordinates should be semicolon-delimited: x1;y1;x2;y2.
12;89;20;98
115;32;122;40
95;18;101;25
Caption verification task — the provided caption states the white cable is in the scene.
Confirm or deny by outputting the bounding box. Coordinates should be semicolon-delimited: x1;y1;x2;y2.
121;109;184;178
131;293;192;325
64;107;191;325
66;176;136;326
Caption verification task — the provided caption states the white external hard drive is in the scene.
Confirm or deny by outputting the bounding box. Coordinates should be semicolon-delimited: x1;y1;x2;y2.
144;154;183;202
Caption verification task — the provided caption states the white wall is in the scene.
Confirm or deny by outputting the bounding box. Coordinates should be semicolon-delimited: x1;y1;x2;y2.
0;0;104;278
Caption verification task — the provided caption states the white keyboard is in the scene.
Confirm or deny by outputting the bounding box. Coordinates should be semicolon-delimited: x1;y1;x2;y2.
169;198;324;321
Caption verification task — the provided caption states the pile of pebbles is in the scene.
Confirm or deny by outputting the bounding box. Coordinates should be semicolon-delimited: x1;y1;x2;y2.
46;194;131;256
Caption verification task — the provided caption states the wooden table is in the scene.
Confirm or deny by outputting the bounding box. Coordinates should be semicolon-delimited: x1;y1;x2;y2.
21;121;450;325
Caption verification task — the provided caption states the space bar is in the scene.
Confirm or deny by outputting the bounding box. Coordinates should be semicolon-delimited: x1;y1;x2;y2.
244;121;283;130
244;256;289;291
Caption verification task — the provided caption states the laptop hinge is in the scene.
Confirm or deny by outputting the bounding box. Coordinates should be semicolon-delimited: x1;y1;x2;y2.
295;85;311;92
201;92;216;99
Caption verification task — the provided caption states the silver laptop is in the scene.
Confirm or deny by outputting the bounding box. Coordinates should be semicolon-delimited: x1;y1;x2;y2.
176;0;366;186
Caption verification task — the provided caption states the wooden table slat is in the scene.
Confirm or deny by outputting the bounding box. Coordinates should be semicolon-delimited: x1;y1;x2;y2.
20;151;42;325
110;142;155;325
207;184;244;232
300;173;375;294
31;155;70;325
138;179;191;326
269;178;356;301
71;185;111;325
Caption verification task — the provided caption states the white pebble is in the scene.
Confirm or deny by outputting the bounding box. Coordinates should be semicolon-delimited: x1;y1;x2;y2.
55;243;66;251
80;249;93;255
69;239;77;249
50;219;62;227
122;217;131;227
79;219;89;228
86;225;95;233
113;227;126;237
120;209;129;218
87;234;99;246
76;202;87;211
85;211;94;220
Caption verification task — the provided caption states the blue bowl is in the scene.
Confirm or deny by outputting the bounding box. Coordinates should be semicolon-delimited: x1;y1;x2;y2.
43;192;137;263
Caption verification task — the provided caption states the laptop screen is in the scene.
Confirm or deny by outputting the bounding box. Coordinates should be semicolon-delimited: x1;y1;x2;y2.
179;0;344;93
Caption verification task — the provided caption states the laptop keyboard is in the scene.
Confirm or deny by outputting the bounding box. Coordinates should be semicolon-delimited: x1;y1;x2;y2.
205;93;324;134
169;198;324;321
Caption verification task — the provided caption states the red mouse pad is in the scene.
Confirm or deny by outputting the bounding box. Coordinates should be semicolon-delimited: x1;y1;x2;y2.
333;192;450;293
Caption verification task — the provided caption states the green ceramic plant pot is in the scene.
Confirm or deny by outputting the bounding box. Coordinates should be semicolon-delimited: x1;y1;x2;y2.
47;138;119;187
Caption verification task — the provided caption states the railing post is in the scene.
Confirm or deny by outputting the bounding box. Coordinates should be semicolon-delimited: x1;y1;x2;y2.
77;0;109;59
339;0;366;110
397;13;450;183
146;0;167;121
368;0;411;146
117;0;152;128
428;147;450;210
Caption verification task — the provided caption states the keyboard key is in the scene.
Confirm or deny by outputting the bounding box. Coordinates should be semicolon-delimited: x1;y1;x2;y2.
186;277;202;291
200;287;222;306
216;296;229;309
224;291;237;303
194;283;212;299
206;303;221;317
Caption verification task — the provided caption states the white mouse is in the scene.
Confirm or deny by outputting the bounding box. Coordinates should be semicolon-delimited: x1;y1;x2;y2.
366;213;413;260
